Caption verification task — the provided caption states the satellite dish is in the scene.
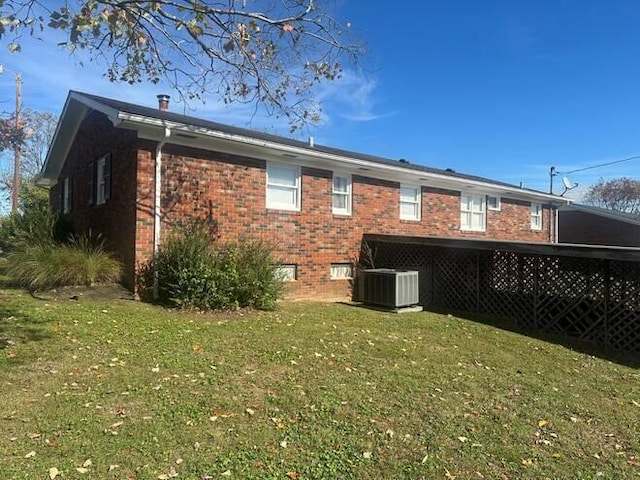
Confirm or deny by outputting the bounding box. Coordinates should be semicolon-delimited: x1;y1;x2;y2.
561;176;578;196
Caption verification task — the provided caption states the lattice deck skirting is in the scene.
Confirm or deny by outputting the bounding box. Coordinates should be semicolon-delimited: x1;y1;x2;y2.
362;235;640;354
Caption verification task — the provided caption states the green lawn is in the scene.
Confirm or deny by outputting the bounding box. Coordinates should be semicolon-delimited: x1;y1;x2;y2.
1;287;638;479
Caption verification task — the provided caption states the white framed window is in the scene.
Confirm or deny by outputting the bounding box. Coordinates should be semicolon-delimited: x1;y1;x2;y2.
330;263;353;280
266;163;301;211
400;184;420;221
487;195;501;211
460;193;486;231
275;264;297;282
531;203;543;230
62;177;71;214
96;155;111;206
332;173;351;215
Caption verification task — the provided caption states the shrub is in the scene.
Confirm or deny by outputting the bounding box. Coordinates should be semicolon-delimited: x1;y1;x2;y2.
153;221;283;311
6;232;121;291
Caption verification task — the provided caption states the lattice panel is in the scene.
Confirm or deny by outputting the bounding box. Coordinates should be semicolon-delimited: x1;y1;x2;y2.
364;240;640;353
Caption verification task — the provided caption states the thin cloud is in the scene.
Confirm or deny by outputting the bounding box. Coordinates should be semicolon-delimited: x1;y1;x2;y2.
315;70;396;124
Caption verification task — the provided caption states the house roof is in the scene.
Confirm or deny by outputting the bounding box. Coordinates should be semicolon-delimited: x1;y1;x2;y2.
40;90;567;204
559;203;640;226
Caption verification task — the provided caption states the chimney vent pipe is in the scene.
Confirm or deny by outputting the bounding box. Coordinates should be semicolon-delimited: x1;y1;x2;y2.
157;94;170;111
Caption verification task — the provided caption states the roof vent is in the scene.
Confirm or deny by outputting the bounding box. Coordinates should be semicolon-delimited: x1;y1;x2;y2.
309;136;315;148
157;94;170;111
399;158;408;163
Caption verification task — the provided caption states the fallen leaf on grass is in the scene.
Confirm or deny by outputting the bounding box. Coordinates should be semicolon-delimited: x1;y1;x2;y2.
25;451;36;458
522;458;533;467
48;467;60;479
457;436;468;443
76;467;89;474
245;408;255;416
221;471;231;477
363;451;372;459
82;459;92;468
109;465;120;472
157;467;178;479
538;419;548;428
286;472;298;479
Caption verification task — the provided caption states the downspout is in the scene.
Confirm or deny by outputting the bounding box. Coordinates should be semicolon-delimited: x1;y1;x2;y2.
153;126;171;299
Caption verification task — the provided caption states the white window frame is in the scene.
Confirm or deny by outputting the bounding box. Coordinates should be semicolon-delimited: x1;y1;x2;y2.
330;263;353;280
400;184;421;221
62;177;71;214
266;162;301;211
460;193;486;232
275;264;297;282
531;202;543;230
487;195;501;211
332;173;352;215
96;156;108;205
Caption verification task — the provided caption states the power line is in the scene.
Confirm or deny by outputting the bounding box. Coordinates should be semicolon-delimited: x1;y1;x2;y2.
559;155;640;176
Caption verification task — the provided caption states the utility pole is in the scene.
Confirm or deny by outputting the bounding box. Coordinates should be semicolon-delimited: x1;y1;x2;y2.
11;73;21;214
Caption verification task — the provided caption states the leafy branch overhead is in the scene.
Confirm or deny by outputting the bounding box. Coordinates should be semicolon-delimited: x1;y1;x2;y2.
0;1;362;130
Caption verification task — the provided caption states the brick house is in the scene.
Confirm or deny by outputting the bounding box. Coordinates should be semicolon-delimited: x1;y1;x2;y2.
39;91;568;299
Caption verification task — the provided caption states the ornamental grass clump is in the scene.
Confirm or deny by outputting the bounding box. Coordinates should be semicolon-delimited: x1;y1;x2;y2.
6;232;121;292
153;221;283;311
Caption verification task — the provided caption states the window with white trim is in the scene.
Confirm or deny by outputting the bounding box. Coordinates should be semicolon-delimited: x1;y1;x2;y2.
332;173;351;215
61;177;71;214
531;203;543;230
487;195;501;211
95;154;112;206
330;263;353;280
460;193;486;231
400;185;420;221
266;163;301;211
275;264;297;282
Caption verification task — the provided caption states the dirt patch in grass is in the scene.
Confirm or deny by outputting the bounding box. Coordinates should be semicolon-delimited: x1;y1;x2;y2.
31;283;136;302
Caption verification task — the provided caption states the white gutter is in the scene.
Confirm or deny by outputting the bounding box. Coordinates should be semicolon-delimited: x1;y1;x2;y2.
117;112;567;205
153;126;171;299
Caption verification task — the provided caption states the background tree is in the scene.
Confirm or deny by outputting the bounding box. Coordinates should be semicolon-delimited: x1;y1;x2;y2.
582;177;640;215
0;1;361;131
0;110;58;209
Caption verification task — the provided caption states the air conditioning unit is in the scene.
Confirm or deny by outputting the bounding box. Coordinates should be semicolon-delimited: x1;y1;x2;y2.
361;269;419;308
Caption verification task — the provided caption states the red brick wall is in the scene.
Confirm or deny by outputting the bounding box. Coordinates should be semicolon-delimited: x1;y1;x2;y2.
50;111;139;288
139;144;551;300
55;118;552;299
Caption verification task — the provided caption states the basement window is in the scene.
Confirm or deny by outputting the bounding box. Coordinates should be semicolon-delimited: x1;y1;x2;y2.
275;264;297;282
330;263;353;280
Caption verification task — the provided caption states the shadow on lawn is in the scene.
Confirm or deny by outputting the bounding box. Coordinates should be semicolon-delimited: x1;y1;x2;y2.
0;301;52;355
447;310;640;369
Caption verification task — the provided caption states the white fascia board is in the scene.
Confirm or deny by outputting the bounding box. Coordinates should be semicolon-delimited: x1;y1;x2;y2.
119;113;567;205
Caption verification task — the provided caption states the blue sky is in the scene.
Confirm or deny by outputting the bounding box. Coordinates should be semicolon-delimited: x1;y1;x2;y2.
2;0;640;199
